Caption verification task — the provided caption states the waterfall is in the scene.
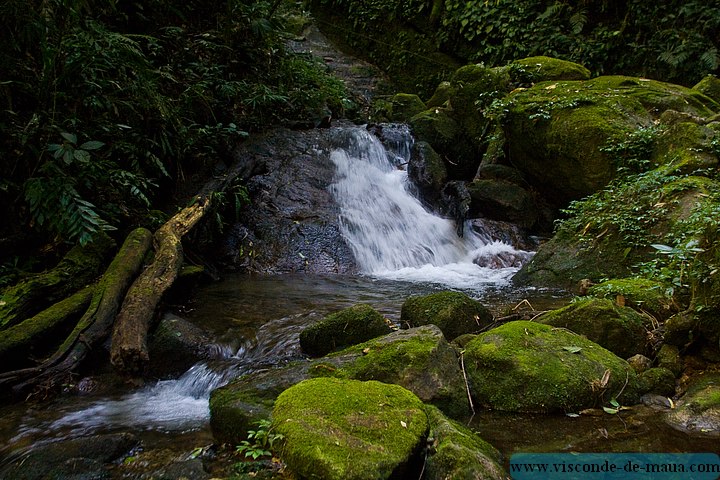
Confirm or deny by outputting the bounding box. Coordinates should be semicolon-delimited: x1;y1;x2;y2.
329;125;531;287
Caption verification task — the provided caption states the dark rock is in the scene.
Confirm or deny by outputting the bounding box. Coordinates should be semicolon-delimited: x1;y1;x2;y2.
665;373;720;437
148;313;216;377
637;367;676;397
467;179;539;229
657;344;683;377
407;141;448;208
400;291;493;340
627;354;653;373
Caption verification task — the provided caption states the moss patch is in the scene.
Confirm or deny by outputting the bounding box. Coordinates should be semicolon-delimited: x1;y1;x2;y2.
272;378;428;480
511;56;591;81
400;291;493;340
588;278;677;320
464;321;639;412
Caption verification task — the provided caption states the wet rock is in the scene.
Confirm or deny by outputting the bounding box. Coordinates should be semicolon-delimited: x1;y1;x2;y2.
467;179;539;229
467;218;539;251
400;291;493;341
463;320;640;412
271;378;428;480
627;354;653;373
0;433;138;480
407;141;447;208
148;313;216;377
665;373;720;437
299;304;394;357
537;298;649;359
637;367;676;397
409;107;468;176
663;311;698;347
473;249;532;269
424;405;508;480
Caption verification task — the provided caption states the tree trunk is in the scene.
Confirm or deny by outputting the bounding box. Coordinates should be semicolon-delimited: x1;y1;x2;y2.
0;228;153;397
0;234;115;329
110;197;214;375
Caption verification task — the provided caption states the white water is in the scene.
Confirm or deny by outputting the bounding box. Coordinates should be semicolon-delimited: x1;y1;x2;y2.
329;125;531;288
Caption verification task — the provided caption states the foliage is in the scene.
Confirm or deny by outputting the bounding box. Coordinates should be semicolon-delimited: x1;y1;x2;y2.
235;419;285;460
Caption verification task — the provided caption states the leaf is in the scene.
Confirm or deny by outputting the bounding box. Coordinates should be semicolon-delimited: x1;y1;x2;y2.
602;406;619;414
74;149;91;163
79;140;105;150
562;346;582;353
651;244;674;253
61;132;77;144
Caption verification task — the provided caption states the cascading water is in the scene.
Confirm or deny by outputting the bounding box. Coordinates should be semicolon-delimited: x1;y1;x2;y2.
329;125;532;287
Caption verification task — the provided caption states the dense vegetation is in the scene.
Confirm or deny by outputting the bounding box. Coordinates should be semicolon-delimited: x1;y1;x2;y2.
0;0;346;283
311;0;720;97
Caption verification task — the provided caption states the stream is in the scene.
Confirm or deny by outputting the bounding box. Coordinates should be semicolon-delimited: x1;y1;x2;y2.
1;124;717;478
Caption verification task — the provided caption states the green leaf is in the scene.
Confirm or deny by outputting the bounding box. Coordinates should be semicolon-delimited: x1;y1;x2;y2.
562;346;582;353
79;140;105;150
74;150;91;163
61;132;77;144
602;406;619;414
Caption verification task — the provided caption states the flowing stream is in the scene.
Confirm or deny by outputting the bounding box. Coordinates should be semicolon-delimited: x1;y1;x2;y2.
1;125;715;477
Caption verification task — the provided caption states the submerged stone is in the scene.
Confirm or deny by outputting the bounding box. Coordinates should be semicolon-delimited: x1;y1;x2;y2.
299;303;393;357
464;320;640;412
400;291;493;341
538;298;648;359
272;378;429;480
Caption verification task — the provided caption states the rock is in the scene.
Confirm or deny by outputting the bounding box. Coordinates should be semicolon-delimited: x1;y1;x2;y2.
0;433;138;480
537;298;649;359
148;313;216;377
407;141;448;208
409;107;468;176
424;405;508;480
627;354;653;373
389;93;426;122
652;120;718;174
657;344;683;377
637;367;676;397
463;320;640;412
467;218;539;251
693;74;720;104
467;179;539;229
299;303;394;357
587;278;677;320
272;378;429;480
329;325;471;418
400;291;493;341
665;373;720;437
511;56;592;81
663;311;699;347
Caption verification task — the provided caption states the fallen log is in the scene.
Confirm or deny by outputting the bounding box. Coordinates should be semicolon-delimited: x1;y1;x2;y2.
0;285;94;372
110;197;214;375
0;234;115;330
0;228;153;397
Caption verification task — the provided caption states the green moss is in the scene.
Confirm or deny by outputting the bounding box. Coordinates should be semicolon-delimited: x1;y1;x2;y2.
299;304;393;357
588;278;676;320
637;368;676;397
464;321;639;412
400;291;492;341
272;378;428;480
424;405;507;480
693;75;720;105
389;93;426;122
467;179;538;228
511;56;591;81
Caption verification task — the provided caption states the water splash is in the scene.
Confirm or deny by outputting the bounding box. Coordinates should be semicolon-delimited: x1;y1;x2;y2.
329;125;532;286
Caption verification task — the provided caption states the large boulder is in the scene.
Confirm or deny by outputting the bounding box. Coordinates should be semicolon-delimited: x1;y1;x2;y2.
407;141;448;208
423;405;507;480
537;298;649;359
272;378;429;480
665;373;720;438
299;304;393;357
467;179;539;229
463;320;640;412
400;291;493;341
510;56;591;81
693;74;720;104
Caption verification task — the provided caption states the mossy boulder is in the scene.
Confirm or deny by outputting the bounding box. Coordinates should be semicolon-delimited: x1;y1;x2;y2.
147;313;214;377
299;304;393;357
538;298;649;359
326;325;470;418
511;56;592;81
400;291;493;341
656;344;683;377
409;107;473;178
463;320;640;412
272;378;429;480
588;278;677;320
502;76;719;206
652;119;718;174
665;373;720;437
423;405;507;480
467;179;538;229
693;75;720;104
389;93;426;122
663;311;699;347
408;141;448;207
637;367;676;397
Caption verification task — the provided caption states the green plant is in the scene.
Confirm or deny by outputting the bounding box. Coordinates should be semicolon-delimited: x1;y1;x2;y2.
235;419;285;460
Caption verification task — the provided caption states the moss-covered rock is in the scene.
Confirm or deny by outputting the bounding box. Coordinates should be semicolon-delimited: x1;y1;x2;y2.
408;141;448;207
511;56;592;81
409;107;471;177
423;405;507;480
637;367;676;397
588;278;677;320
464;320;640;412
693;75;720;105
400;291;493;341
389;93;426;122
299;304;393;357
656;344;683;377
147;313;214;377
329;325;470;418
272;378;429;480
663;311;699;347
537;298;648;359
652;120;718;174
665;373;720;437
467;179;538;229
